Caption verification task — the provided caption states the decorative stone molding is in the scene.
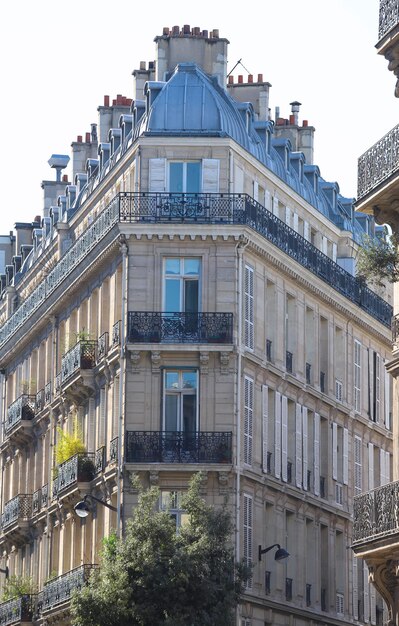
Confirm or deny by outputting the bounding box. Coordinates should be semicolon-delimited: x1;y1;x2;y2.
200;351;209;374
220;351;230;374
218;471;230;493
130;350;142;373
151;351;161;373
149;470;159;486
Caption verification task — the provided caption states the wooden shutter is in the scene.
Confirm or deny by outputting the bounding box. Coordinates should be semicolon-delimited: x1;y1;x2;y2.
285;206;291;227
149;158;166;192
354;340;361;412
332;422;338;480
354;436;362;495
375;353;381;423
332;242;337;262
314;413;320;495
113;376;120;439
272;196;279;216
303;220;310;241
202;159;219;193
302;407;308;490
281;395;288;482
343;427;349;485
353;555;359;621
321;236;328;255
363;561;370;623
243;494;253;589
88;398;96;454
234;164;244;193
244;265;254;350
386;451;391;482
244;377;253;466
368;348;374;419
295;403;302;488
368;443;374;490
275;392;281;479
293;212;299;232
253;180;259;201
262;385;268;473
384;363;391;429
265;189;271;211
99;388;107;447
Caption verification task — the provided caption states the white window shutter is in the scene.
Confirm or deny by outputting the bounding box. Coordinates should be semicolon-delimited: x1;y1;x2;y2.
99;388;107;447
380;447;386;486
354;341;362;413
363;562;370;623
253;180;259;201
234;164;244;194
332;242;337;262
202;159;220;193
243;494;253;589
149;158;166;192
262;385;268;473
281;395;288;482
354;436;362;495
386;450;391;482
265;189;271;211
368;349;374;419
285;206;291;227
302;407;308;490
353;555;359;621
368;443;374;490
384;363;391;429
322;236;328;255
293;212;299;232
113;376;120;439
295;403;302;488
343;427;349;485
88;398;96;454
314;413;320;495
375;353;381;423
272;196;279;216
275;392;281;479
303;220;310;241
370;578;376;625
244;265;254;351
244;377;253;466
332;422;338;481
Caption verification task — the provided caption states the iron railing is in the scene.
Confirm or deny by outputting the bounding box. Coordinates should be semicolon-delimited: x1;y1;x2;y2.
97;332;109;362
109;437;118;463
0;595;36;625
358;123;399;200
266;339;272;361
127;312;233;344
95;446;106;473
0;192;391;354
61;341;97;384
306;362;312;384
35;389;44;413
38;564;98;614
1;494;32;530
52;453;95;499
379;0;399;41
32;484;48;515
392;313;399;342
286;350;293;373
5;395;35;434
112;320;121;347
126;431;232;464
353;480;399;544
320;371;326;393
45;381;52;404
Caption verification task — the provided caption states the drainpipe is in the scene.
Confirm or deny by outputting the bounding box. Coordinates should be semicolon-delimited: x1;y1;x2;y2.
235;235;249;623
44;315;57;580
117;236;129;536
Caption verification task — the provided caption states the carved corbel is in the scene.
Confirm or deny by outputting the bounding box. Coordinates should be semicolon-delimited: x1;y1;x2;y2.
130;350;142;373
199;352;209;375
151;351;161;373
220;351;230;374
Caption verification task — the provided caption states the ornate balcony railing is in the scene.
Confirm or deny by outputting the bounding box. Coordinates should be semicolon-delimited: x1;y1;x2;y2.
95;446;105;473
286;350;293;373
32;484;48;515
97;332;109;362
112;320;121;347
353;480;399;544
358;124;399;200
52;453;95;499
38;564;98;614
35;389;44;413
44;381;52;405
109;436;118;463
1;494;32;530
126;431;232;464
127;311;233;344
55;373;61;395
392;313;399;342
5;395;35;434
0;192;391;353
61;341;97;384
0;595;36;626
379;0;399;41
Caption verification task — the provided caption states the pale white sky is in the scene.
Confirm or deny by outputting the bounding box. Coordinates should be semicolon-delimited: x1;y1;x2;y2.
0;0;396;234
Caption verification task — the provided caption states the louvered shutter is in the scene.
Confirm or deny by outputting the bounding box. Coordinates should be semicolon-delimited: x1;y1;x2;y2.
343;427;349;485
265;189;271;211
243;494;253;589
375;353;381;423
314;413;320;495
386;451;391;482
202;159;219;193
380;448;386;486
99;388;107;447
364;562;370;623
354;436;362;495
353;555;359;621
149;158;166;192
302;407;308;490
244;265;254;350
321;236;328;255
285;206;291;227
234;164;244;193
303;220;310;241
88;398;96;454
332;242;337;262
354;340;361;412
368;443;374;490
253;180;259;201
368;349;374;419
332;422;338;480
281;395;288;482
262;385;268;473
113;377;120;439
272;196;279;216
293;212;299;232
384;363;391;429
275;392;281;479
295;403;302;488
244;377;253;466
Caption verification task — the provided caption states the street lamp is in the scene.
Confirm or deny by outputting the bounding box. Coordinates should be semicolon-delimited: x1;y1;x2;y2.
74;494;117;518
258;543;289;562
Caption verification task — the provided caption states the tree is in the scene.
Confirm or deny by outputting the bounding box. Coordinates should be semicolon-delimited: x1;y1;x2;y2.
356;231;399;286
71;473;249;626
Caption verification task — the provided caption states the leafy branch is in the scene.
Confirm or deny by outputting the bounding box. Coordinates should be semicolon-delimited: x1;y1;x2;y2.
356;232;399;286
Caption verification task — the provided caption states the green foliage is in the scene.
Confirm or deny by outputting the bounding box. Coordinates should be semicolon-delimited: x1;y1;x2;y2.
55;416;86;466
2;575;37;601
356;232;399;286
71;473;250;626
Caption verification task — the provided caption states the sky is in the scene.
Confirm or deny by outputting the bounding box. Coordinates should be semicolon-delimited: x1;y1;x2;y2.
0;0;397;235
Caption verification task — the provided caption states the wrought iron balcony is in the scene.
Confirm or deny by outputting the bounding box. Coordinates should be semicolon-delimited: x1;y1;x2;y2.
0;595;36;626
286;350;293;373
38;564;98;615
61;340;97;384
52;453;95;499
393;313;399;342
127;311;233;344
35;389;44;413
379;0;399;41
44;381;52;404
97;332;109;362
112;320;121;348
306;362;312;384
109;436;118;463
1;494;32;530
95;446;105;473
358;124;399;201
126;431;232;464
5;395;35;435
353;480;399;545
32;484;48;515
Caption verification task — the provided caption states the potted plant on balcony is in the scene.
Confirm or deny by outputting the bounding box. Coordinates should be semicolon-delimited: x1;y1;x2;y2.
53;415;94;482
2;575;37;620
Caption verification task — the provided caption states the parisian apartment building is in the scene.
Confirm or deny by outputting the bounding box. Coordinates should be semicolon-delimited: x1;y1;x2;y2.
0;23;394;626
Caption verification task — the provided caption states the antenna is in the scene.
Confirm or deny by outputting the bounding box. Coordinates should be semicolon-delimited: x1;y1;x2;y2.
227;58;252;78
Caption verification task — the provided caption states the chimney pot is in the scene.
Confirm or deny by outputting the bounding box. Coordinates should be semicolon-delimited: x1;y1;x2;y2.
228;75;234;84
289;114;295;125
303;120;308;127
238;75;243;84
85;132;91;142
183;24;190;34
77;135;82;143
112;99;116;105
248;74;253;83
172;25;179;35
212;29;219;38
104;95;110;107
276;118;285;126
140;61;146;70
62;174;68;183
202;29;208;37
163;27;170;35
257;73;263;82
193;26;200;35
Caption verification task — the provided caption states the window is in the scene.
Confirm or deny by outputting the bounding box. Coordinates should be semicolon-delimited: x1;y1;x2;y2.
169;161;201;193
163;370;198;432
160;491;189;530
164;258;200;313
354;340;361;412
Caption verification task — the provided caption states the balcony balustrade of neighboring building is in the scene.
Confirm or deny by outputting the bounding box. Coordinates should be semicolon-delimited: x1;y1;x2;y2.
61;340;97;385
5;395;35;436
357;124;399;205
126;431;232;464
52;453;95;499
0;595;36;626
0;193;391;359
1;494;32;540
127;311;233;344
353;480;399;546
37;564;98;616
377;0;399;96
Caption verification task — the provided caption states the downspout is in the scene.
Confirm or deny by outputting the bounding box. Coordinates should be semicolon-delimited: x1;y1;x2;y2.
117;236;129;536
45;315;57;580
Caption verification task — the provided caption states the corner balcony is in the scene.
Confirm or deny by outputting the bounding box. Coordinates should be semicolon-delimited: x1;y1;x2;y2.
38;564;97;617
52;453;95;500
356;124;399;219
1;494;32;541
377;0;399;95
125;431;232;464
60;341;97;400
4;395;36;445
0;595;36;625
127;312;233;344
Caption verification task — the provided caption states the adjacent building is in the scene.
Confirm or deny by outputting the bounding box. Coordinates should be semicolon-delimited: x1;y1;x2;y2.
0;24;393;626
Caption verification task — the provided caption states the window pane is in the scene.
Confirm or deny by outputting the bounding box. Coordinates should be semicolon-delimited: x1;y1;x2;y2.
170;162;184;193
165;258;180;275
183;395;196;431
182;371;197;389
184;280;198;313
165;395;178;430
165;372;179;389
186;162;201;193
184;258;200;275
165;279;180;311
